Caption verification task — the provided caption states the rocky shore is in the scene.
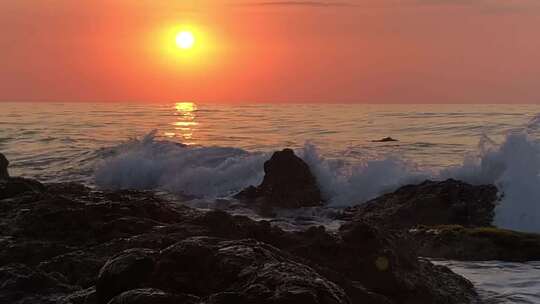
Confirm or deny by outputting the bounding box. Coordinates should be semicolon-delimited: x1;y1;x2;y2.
1;150;539;303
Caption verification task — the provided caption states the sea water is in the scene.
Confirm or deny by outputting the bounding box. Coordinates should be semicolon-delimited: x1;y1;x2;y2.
2;101;540;303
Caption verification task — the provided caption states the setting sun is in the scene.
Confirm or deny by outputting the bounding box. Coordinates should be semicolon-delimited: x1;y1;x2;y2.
176;31;195;49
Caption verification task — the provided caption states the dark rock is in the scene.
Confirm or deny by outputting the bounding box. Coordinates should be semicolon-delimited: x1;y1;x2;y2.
304;220;478;304
0;176;482;304
372;137;398;142
0;263;77;304
0;177;45;199
0;153;8;179
236;149;322;209
39;249;107;288
64;287;97;304
0;239;75;266
11;191;182;245
343;179;499;229
148;237;350;304
107;289;199;304
96;249;157;304
46;182;91;196
411;225;540;262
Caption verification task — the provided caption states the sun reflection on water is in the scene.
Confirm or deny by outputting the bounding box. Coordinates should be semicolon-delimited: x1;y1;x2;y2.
168;102;198;144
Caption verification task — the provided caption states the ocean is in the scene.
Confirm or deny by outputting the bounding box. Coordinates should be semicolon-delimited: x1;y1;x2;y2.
2;101;540;303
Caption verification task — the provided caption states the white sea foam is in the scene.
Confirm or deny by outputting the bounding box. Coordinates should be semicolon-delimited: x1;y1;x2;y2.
95;123;540;232
95;132;426;205
442;132;540;233
95;130;268;197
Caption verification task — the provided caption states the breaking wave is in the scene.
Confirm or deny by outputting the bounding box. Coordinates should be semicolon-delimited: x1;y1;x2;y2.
95;122;540;232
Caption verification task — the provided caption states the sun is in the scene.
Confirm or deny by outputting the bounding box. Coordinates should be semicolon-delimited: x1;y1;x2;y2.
175;31;195;49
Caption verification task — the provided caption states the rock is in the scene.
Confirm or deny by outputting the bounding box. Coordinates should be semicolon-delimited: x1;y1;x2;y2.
314;220;477;304
96;249;157;304
236;149;322;209
0;263;77;304
11;190;182;245
372;137;398;142
0;153;9;179
411;225;540;262
343;179;498;229
0;177;45;199
147;237;350;304
0;153;46;199
107;288;199;304
0;175;482;304
64;287;97;304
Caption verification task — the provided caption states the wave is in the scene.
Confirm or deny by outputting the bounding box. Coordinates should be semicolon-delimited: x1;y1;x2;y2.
95;125;540;232
95;131;268;197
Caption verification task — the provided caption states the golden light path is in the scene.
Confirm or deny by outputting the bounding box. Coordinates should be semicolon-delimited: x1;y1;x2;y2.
165;102;199;144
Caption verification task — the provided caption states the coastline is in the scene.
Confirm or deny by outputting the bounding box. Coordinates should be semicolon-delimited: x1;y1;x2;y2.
3;150;540;303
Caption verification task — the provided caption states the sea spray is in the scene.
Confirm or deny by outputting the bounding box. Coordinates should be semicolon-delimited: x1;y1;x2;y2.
444;132;540;232
96;127;540;232
300;143;427;206
95;130;268;197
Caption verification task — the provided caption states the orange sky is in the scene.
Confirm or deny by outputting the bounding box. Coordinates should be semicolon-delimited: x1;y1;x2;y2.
1;0;539;103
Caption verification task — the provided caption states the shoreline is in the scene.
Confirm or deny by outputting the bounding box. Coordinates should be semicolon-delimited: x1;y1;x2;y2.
2;150;540;303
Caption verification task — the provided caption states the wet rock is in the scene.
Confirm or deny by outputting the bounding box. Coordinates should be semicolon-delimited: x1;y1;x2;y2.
301;220;479;304
0;177;45;200
0;263;76;304
411;225;540;262
0;153;9;179
0;175;482;304
344;179;498;229
146;237;349;304
372;137;398;142
236;149;322;209
0;239;75;266
39;249;107;288
96;249;157;304
11;191;182;245
46;182;91;197
64;287;97;304
107;288;199;304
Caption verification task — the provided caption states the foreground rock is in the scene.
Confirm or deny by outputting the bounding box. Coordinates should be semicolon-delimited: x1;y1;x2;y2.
235;148;322;209
411;225;540;262
343;179;499;229
98;238;350;304
0;177;479;303
342;179;540;262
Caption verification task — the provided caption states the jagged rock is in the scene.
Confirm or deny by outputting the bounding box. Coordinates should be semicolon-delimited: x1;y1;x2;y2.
0;177;45;200
143;237;349;304
0;153;9;179
236;149;322;209
1;176;482;304
343;179;498;229
411;225;540;262
11;190;182;244
107;288;199;304
96;249;157;304
64;287;97;304
0;263;77;304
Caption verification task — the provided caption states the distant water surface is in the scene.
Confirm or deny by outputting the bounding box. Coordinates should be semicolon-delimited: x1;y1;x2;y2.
2;102;540;304
2;102;539;182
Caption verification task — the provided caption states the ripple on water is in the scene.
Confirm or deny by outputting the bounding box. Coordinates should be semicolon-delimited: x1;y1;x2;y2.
433;260;540;304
